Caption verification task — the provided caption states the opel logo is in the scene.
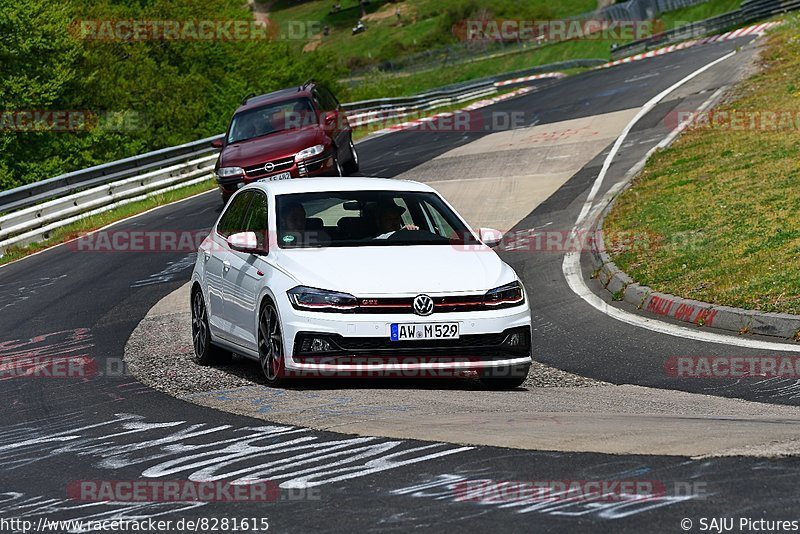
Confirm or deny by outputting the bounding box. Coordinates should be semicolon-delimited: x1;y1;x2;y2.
413;294;434;316
264;162;275;172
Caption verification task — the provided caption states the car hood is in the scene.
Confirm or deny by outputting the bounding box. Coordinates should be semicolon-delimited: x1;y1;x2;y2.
275;245;518;295
221;126;324;167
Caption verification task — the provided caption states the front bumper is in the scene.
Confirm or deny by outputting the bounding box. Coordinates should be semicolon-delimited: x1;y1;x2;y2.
217;153;335;196
280;305;532;374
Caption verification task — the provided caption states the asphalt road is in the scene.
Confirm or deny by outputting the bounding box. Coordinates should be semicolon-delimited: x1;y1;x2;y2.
1;36;796;533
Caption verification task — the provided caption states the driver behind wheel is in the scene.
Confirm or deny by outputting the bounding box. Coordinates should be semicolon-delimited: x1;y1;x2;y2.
371;200;418;239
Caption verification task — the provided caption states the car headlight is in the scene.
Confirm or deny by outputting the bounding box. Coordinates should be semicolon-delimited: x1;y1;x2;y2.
483;281;525;308
217;166;244;178
287;286;358;312
296;144;325;160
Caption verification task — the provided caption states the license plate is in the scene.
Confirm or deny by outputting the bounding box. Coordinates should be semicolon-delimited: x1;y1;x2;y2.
390;323;460;341
258;172;292;182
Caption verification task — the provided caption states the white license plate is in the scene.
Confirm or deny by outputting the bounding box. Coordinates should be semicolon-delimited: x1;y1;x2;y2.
390;323;460;341
258;172;292;182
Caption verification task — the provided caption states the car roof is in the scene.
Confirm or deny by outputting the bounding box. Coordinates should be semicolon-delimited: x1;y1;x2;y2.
243;177;436;196
236;86;314;113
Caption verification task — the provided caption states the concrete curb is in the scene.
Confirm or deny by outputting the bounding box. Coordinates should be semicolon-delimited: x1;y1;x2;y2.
589;188;800;342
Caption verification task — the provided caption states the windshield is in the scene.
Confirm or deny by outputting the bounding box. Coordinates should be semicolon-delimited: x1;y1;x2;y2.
275;191;480;248
227;97;317;144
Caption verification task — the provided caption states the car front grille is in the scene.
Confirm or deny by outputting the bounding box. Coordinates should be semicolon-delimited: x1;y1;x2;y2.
355;295;486;314
244;157;294;179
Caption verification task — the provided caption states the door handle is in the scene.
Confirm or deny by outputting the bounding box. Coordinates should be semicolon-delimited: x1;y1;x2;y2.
204;251;211;261
223;260;231;272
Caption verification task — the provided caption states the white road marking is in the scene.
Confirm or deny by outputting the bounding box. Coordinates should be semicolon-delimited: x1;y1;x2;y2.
562;49;800;352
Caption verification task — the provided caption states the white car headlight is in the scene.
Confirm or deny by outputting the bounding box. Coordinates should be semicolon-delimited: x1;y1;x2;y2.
287;286;358;312
483;281;525;308
217;166;244;178
296;144;326;160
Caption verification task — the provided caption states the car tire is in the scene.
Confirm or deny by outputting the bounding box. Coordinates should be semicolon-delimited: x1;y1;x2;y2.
259;300;289;387
343;137;359;175
191;288;232;366
478;363;530;390
331;148;344;177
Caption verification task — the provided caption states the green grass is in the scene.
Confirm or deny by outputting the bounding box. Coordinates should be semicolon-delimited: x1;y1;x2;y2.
0;179;216;266
603;15;800;314
660;0;742;30
268;0;597;69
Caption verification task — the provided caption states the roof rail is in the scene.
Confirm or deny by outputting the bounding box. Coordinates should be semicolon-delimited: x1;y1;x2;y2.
241;92;256;105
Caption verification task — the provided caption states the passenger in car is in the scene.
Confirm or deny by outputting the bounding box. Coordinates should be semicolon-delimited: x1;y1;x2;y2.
279;202;307;246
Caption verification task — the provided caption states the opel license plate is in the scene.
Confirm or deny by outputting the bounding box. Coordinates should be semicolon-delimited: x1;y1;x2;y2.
258;172;292;182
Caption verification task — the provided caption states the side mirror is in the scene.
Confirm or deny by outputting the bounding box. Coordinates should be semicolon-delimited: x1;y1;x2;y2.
479;228;504;248
323;111;337;126
227;232;264;254
211;138;224;149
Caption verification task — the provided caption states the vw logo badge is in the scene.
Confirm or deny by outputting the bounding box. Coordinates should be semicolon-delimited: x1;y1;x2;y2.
264;162;275;172
413;294;434;316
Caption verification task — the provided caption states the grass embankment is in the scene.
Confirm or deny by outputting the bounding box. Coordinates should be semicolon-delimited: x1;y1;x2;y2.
268;0;596;68
269;0;749;101
660;0;742;29
603;15;800;314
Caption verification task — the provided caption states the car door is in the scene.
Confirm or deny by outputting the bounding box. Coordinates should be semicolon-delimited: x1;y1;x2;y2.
209;190;254;342
225;190;269;351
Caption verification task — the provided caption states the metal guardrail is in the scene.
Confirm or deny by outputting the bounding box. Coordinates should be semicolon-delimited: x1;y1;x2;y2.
0;134;224;216
0;154;218;254
612;0;800;59
342;80;496;115
346;84;499;128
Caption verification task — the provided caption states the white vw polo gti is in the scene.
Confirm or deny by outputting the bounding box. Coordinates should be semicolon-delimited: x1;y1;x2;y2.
190;177;532;389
